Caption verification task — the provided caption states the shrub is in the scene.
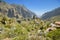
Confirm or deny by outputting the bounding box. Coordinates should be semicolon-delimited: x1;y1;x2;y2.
47;29;60;40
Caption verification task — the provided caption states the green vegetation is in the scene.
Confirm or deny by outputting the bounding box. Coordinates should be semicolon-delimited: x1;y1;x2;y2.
0;14;42;40
0;14;60;40
47;29;60;40
0;1;60;40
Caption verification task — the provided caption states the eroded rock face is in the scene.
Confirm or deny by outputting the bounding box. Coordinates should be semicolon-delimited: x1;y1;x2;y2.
0;2;36;19
8;9;15;17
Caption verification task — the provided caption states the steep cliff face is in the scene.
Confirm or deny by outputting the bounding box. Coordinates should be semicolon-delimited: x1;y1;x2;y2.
0;2;36;19
11;4;36;19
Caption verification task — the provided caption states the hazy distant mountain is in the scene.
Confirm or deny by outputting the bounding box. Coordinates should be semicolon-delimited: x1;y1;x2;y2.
41;7;60;20
50;15;60;21
0;1;36;19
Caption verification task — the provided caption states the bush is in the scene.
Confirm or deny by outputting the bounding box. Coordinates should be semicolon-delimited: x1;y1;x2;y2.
47;29;60;40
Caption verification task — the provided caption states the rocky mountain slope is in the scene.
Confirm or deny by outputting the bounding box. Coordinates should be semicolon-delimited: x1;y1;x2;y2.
0;1;36;19
41;7;60;20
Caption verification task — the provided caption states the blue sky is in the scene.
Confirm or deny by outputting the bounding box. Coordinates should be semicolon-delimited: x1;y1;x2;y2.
5;0;60;16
